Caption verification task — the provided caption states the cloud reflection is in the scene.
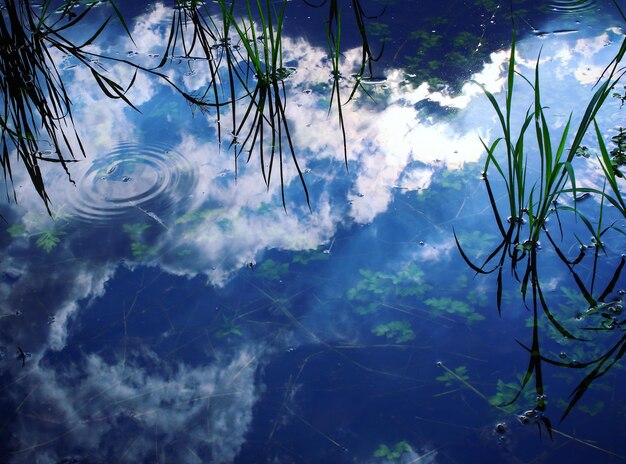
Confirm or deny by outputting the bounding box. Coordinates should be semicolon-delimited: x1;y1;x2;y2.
9;343;266;463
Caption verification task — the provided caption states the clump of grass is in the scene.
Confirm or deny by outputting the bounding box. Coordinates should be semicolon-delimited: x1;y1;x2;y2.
456;15;626;423
0;0;211;213
219;0;310;210
2;0;386;212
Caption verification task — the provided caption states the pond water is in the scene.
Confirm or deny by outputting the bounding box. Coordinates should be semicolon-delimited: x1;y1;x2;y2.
1;1;626;463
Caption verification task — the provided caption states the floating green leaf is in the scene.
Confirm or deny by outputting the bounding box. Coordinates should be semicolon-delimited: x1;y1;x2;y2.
372;320;415;343
373;441;412;461
123;223;154;260
35;228;64;253
348;265;429;302
7;223;29;238
436;365;469;387
292;248;330;265
123;223;150;239
256;259;289;280
425;297;484;322
579;401;605;417
130;242;156;260
217;316;242;338
175;208;216;225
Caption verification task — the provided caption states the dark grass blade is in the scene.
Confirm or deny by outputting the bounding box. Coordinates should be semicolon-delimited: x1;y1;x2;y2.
597;254;625;302
561;334;626;421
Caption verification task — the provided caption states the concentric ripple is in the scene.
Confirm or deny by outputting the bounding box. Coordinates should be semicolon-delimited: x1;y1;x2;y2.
547;0;598;14
67;142;197;224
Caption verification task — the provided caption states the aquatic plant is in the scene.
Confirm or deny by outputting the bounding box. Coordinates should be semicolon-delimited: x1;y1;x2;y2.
0;0;210;213
371;320;415;343
436;365;469;387
303;0;385;167
6;214;67;252
34;226;65;252
425;297;485;323
291;247;330;265
123;222;156;260
216;0;311;210
216;315;242;338
455;14;626;421
373;441;412;461
0;0;112;211
1;0;390;213
255;258;289;281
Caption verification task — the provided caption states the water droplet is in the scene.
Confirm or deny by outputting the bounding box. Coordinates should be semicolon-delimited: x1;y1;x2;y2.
559;352;567;359
121;176;132;183
14;310;22;316
287;346;295;353
419;241;425;246
494;422;507;434
302;89;312;95
436;361;443;367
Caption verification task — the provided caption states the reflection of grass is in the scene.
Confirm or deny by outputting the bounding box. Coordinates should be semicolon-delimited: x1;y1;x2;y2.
4;0;387;212
1;0;209;213
455;18;626;422
219;0;310;209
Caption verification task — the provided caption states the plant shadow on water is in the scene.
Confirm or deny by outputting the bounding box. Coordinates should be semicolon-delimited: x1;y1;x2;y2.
454;6;626;436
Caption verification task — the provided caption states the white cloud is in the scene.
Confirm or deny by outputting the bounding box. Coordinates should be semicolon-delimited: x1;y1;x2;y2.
14;343;267;464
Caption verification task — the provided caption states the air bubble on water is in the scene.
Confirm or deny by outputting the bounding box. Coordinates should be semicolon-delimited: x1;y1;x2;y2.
494;422;507;434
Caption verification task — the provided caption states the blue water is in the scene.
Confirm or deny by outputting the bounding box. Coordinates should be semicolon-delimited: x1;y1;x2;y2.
1;0;625;462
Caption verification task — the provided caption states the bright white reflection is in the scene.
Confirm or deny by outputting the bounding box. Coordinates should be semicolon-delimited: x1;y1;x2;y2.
14;344;266;463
